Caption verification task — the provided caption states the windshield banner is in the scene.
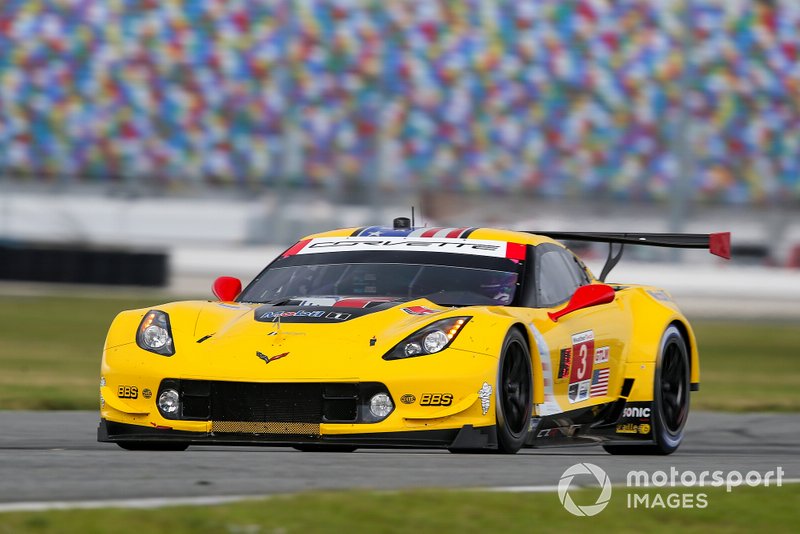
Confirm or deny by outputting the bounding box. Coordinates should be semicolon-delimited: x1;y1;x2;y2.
293;237;525;260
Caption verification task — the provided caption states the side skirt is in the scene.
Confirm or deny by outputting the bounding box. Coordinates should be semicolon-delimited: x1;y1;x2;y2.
525;401;656;448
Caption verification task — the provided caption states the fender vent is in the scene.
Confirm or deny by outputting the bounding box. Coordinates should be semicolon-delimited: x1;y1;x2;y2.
590;379;636;428
620;378;634;398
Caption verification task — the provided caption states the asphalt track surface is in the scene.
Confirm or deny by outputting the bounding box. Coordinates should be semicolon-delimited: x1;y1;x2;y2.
0;411;797;505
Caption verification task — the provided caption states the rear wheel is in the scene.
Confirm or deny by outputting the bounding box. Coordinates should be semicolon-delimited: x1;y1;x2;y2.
116;442;189;451
604;325;690;455
495;329;533;454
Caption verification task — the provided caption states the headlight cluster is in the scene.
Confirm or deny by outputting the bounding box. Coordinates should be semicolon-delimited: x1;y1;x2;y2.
369;393;394;419
136;310;175;356
383;317;471;360
158;389;180;415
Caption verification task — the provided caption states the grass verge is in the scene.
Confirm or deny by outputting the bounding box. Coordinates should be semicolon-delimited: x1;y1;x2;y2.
0;295;167;410
0;485;798;533
690;320;800;411
0;295;798;411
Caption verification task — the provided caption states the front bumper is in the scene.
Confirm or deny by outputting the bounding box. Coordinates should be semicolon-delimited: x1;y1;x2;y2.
98;419;498;449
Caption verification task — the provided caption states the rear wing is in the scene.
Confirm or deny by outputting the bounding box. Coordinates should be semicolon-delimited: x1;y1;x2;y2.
524;231;731;281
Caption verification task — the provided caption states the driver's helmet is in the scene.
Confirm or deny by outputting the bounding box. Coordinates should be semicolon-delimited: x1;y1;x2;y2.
478;272;517;304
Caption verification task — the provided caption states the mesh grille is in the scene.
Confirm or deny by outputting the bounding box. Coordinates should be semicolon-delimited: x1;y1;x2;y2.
176;380;366;427
209;382;324;423
211;421;320;435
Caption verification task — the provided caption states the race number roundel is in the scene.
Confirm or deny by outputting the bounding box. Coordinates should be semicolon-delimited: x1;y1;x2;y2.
569;331;595;383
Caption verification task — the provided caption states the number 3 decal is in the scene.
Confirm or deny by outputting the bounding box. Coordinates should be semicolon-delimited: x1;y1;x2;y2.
577;344;588;378
569;331;595;383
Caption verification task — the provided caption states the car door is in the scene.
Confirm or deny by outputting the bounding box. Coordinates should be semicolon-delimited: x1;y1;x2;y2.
533;244;628;413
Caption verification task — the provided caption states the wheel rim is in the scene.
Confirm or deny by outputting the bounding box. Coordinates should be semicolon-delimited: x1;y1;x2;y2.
501;341;531;435
660;340;688;434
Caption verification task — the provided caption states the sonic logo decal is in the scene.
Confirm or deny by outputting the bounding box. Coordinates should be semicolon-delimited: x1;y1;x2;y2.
623;406;651;419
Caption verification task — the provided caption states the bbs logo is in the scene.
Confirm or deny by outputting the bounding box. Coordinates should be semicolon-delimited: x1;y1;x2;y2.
420;393;453;406
117;385;138;399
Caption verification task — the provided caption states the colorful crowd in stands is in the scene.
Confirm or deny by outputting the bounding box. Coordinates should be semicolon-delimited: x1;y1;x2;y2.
0;0;798;204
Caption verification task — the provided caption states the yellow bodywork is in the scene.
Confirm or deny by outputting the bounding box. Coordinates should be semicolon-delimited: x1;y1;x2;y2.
100;227;699;443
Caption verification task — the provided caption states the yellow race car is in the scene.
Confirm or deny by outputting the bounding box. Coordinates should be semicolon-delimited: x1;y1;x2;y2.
98;219;730;454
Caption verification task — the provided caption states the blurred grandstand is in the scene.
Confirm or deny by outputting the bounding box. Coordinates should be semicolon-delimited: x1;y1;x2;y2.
1;1;800;276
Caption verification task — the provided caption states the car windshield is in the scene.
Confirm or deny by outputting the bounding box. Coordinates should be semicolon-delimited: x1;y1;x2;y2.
241;255;521;307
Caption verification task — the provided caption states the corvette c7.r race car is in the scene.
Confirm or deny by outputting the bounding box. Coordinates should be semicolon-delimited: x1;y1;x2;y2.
98;220;731;454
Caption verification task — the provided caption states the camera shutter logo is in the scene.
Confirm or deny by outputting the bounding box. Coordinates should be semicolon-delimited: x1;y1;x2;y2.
558;463;612;516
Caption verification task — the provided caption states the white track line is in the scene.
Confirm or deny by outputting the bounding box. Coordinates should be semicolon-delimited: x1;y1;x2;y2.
480;485;560;493
0;495;269;513
2;479;798;513
484;478;800;493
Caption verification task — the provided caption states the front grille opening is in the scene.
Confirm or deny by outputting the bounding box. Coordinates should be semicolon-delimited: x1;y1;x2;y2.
324;383;358;398
172;380;385;427
323;398;358;422
210;382;323;423
182;395;210;420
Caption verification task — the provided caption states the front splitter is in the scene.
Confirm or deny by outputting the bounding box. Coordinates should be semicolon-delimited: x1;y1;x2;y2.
98;419;498;450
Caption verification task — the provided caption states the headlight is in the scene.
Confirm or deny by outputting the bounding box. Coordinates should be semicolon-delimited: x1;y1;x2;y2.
369;393;393;419
158;389;180;416
423;330;449;353
383;317;471;360
136;310;175;356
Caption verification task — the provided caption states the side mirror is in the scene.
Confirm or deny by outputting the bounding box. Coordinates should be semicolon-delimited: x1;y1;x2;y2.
212;276;242;302
548;284;615;322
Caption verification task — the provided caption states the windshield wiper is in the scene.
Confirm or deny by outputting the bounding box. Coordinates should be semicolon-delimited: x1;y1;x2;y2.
239;296;304;306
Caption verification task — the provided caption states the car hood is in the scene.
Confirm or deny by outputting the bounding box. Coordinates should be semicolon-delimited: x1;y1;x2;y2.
172;297;465;381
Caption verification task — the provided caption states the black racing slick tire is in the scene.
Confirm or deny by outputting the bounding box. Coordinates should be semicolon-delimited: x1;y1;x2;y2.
604;325;690;456
116;442;189;451
494;329;533;454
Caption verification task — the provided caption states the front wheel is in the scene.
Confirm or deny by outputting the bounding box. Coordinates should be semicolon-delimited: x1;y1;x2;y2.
494;329;533;454
604;325;690;455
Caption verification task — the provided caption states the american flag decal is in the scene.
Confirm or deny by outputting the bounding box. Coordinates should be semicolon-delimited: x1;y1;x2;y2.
590;368;610;397
353;226;477;238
